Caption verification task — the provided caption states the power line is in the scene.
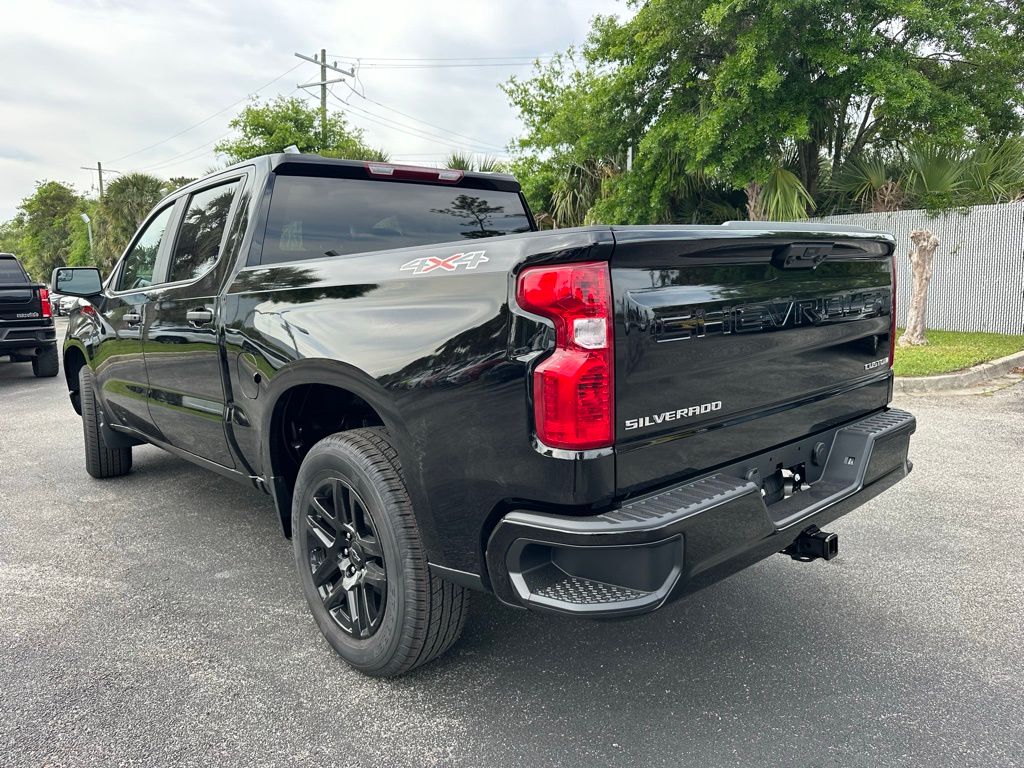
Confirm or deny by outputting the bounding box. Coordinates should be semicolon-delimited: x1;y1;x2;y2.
104;62;304;164
341;84;506;150
333;54;552;60
327;88;503;153
135;85;303;173
337;61;549;69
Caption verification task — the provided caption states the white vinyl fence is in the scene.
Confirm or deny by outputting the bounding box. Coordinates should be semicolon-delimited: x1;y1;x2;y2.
811;202;1024;335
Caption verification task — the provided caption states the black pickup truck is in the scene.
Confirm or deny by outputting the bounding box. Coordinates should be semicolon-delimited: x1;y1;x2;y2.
55;154;915;676
0;252;59;377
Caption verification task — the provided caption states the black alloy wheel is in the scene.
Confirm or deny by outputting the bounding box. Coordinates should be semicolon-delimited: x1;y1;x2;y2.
305;477;387;638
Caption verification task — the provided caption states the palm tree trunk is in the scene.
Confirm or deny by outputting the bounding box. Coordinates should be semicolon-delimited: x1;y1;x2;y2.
898;229;940;347
745;181;765;221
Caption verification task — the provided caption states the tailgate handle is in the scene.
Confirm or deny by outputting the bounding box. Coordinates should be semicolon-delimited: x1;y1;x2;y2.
772;242;835;270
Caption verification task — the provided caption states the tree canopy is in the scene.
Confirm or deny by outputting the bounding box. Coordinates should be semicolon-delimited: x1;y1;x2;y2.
93;172;166;269
214;96;387;163
0;181;92;280
505;0;1024;225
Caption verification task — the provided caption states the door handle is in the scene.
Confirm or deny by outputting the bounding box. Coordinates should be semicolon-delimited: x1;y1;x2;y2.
186;308;214;325
123;312;141;324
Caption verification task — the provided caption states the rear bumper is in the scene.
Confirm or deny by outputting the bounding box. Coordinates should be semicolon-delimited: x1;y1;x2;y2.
486;408;915;617
0;322;56;354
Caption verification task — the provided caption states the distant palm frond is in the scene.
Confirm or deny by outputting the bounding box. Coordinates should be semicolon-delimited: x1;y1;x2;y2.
964;138;1024;204
445;151;475;171
750;167;814;221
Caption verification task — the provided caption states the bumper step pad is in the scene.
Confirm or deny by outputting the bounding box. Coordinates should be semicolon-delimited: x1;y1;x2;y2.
533;576;650;605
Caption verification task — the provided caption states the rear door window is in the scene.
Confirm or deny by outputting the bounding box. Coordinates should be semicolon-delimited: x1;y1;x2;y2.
166;180;240;284
260;176;531;265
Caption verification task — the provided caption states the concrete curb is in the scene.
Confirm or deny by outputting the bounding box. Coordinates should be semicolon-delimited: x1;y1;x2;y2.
894;348;1024;394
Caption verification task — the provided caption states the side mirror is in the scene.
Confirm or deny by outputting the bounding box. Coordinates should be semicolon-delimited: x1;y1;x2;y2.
51;267;102;297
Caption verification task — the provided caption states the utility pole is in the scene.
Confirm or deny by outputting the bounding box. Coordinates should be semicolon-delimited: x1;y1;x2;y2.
320;48;327;146
295;50;354;149
80;162;120;199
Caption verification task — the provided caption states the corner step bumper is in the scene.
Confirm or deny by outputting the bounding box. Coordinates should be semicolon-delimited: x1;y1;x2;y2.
486;408;915;617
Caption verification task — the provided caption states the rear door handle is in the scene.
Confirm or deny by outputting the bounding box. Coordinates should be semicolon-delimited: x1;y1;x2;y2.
186;308;214;325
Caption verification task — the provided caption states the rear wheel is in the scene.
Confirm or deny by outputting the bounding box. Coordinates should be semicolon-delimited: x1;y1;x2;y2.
79;366;132;478
32;346;59;377
292;427;469;677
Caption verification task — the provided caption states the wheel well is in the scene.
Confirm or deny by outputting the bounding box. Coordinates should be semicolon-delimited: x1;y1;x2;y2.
268;383;385;536
64;347;87;415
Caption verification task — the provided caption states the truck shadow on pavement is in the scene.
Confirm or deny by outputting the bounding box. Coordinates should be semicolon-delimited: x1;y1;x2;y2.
112;447;932;751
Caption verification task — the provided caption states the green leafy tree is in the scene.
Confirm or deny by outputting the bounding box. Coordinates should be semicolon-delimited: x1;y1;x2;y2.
215;96;387;162
94;172;165;269
0;217;27;258
15;181;88;279
505;0;1024;224
164;176;197;195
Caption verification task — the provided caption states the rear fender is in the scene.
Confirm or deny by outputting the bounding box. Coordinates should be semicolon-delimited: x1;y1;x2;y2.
259;359;442;559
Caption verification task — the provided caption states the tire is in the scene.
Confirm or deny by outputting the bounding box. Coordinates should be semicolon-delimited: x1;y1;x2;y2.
292;427;470;677
78;366;132;478
32;346;59;377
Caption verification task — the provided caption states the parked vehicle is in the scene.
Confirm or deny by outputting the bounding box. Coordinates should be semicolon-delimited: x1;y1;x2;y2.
0;252;58;376
49;290;64;316
55;154;915;676
58;295;78;316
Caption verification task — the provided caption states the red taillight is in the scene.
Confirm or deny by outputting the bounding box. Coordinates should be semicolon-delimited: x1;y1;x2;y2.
889;255;897;368
516;262;613;450
39;288;52;318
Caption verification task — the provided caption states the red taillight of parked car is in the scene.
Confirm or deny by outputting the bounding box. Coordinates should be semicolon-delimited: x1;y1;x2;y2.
516;262;614;450
39;288;52;318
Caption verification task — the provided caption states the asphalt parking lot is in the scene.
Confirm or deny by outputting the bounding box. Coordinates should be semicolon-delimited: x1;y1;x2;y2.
1;323;1022;767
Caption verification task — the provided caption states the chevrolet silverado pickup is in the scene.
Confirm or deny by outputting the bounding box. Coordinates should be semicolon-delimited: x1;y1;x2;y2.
55;154;915;676
0;252;58;376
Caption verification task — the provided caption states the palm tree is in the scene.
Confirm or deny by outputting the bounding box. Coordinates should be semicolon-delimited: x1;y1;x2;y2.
899;141;968;211
963;138;1024;204
444;151;475;171
443;152;504;172
746;167;815;221
94;172;165;268
550;157;621;228
830;155;905;213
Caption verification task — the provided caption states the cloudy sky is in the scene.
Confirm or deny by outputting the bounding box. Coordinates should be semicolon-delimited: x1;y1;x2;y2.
0;0;629;220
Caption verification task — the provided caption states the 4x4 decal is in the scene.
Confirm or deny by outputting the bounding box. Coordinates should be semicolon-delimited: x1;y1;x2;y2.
400;250;488;275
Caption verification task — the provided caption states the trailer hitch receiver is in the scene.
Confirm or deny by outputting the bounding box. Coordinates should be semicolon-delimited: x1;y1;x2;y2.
783;525;838;561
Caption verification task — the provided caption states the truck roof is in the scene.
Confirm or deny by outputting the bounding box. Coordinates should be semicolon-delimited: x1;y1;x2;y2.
176;153;521;196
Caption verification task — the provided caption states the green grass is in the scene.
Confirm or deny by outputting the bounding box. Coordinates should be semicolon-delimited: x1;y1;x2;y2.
893;328;1024;377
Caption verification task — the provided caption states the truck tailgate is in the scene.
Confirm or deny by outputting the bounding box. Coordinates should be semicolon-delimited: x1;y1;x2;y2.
611;224;895;495
0;286;41;322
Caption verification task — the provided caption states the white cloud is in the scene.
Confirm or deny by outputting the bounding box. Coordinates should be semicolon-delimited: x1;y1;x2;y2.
0;0;629;219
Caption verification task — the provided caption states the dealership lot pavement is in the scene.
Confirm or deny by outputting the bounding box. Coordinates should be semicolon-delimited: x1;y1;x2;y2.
1;329;1022;767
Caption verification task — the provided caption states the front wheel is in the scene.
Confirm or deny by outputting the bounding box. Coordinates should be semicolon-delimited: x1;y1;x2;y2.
292;427;469;677
78;366;132;478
